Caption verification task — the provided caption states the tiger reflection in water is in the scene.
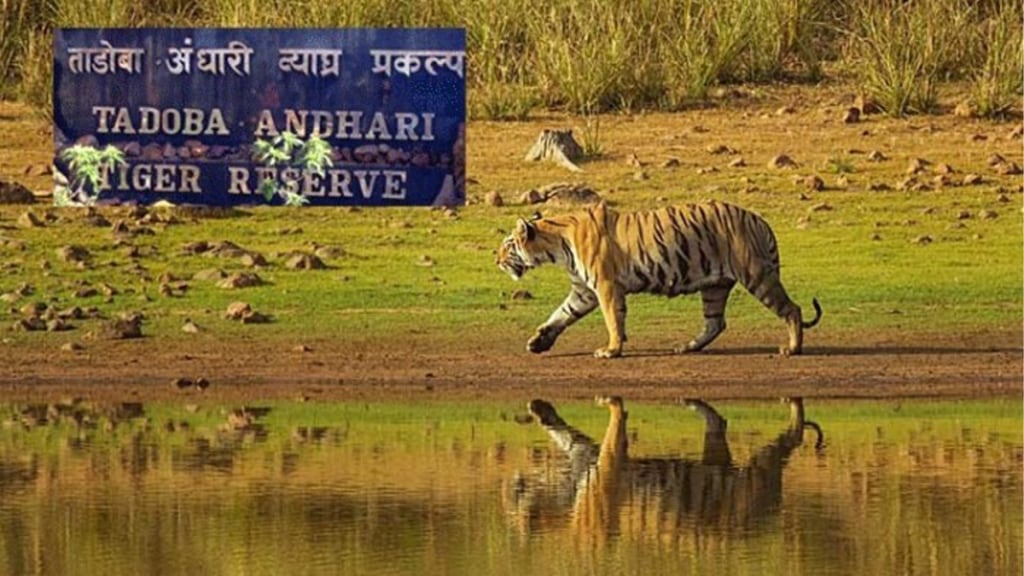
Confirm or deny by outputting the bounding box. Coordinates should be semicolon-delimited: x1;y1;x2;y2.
504;396;823;541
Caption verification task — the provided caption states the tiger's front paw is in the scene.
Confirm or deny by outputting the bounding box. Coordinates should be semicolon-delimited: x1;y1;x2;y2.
593;346;622;359
527;327;559;354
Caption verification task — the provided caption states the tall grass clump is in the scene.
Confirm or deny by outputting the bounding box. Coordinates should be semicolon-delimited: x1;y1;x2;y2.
970;0;1023;118
462;0;538;120
732;0;826;82
659;1;748;106
843;0;974;116
528;0;640;113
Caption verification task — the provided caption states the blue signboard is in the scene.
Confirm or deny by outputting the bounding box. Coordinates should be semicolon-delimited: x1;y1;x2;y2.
53;28;466;206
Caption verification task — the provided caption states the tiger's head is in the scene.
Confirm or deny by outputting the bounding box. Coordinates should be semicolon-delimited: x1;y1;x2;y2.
496;212;549;281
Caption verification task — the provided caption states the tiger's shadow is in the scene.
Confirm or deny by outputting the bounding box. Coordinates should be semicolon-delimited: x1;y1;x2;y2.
504;396;823;539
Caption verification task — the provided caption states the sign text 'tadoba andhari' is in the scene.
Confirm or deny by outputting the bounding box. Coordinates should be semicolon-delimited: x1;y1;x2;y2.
54;28;466;206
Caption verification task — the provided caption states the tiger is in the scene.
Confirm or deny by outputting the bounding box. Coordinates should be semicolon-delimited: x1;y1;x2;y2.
496;200;821;358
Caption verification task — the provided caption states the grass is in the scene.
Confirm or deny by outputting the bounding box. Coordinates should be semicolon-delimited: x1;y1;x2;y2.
3;0;1019;118
1;89;1021;353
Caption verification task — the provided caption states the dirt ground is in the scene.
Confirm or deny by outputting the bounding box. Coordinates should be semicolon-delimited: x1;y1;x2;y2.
0;328;1019;403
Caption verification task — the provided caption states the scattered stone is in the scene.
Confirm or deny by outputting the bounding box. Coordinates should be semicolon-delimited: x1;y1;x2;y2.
225;301;252;320
691;125;710;133
73;286;98;298
45;319;70;332
17;211;44;228
768;154;798;169
660;157;680;168
995;161;1022;176
867;150;888;163
835;175;850;189
810;202;833;212
181;240;211;255
706;144;737;155
935;163;955;175
173;377;193;390
417;255;436;267
520;189;543;205
625;152;644;167
842;107;860;123
285;253;326;270
217;272;263;289
194;377;210;391
932;174;953;188
182;319;201;334
802;175;825;191
696;166;719;175
239;252;268;268
987;153;1006;167
868;182;892;191
193;268;227;282
293;344;312;353
1010;125;1023;140
632;171;649;181
912;235;933;245
961;173;983;186
101;314;143;339
61;342;83;352
979;209;998;220
906;157;930;175
969;133;988;142
206;241;249;259
775;105;795;115
728;157;746;168
0;180;36;204
870;232;882;241
484;191;504;207
956;210;972;220
511;289;533;301
997;193;1010;203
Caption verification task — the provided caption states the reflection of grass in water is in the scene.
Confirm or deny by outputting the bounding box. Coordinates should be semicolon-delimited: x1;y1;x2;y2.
7;399;1018;456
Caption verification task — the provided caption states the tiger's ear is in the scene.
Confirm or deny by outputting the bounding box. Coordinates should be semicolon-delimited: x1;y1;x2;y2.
515;218;537;241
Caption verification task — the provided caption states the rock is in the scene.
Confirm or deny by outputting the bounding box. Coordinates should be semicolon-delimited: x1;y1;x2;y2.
416;255;435;267
802;175;825;191
61;342;83;352
524;129;583;172
56;245;90;264
987;153;1006;167
0;180;36;204
311;244;346;260
842;107;861;124
284;253;326;270
961;173;983;186
239;252;268;268
484;191;504;207
517;191;541;207
182;319;201;333
728;157;746;168
979;209;998;220
45;318;70;332
956;210;972;220
172;377;193;390
206;241;249;259
706;144;737;155
995;161;1022;176
511;289;533;301
660;157;680;168
102;314;143;339
935;163;955;175
225;301;252;320
73;286;98;298
625;152;644;167
811;202;833;212
775;105;795;115
768;154;798;169
217;272;263;289
906;158;930;175
193;268;226;281
536;182;602;206
17;211;44;228
912;235;933;245
633;171;649;181
1010;125;1023;140
868;182;892;191
867;150;888;163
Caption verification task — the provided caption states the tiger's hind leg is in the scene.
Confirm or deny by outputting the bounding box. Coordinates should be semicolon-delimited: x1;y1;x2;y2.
676;281;735;353
746;274;816;356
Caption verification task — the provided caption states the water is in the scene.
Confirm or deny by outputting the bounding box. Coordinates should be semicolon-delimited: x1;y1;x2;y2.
0;399;1020;576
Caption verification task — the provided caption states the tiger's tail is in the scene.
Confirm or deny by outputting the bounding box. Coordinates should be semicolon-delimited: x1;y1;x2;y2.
802;298;823;329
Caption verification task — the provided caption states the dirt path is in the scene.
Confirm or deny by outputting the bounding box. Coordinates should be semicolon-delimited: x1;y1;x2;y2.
2;330;1019;403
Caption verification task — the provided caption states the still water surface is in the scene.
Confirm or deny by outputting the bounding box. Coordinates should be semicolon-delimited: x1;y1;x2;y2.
0;398;1020;576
